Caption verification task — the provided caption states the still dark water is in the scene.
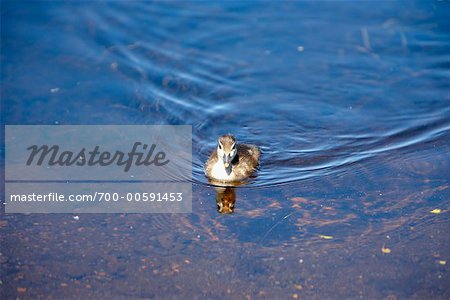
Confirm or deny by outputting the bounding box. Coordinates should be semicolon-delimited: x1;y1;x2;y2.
1;1;450;299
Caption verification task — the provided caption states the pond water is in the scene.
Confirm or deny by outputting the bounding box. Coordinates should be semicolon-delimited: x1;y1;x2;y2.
1;1;449;299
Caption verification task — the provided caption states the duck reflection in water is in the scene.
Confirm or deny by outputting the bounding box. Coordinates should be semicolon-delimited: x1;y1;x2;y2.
208;179;246;214
205;134;260;214
215;186;236;214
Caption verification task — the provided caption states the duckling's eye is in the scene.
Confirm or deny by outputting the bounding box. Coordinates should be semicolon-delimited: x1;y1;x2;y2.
218;144;222;150
217;204;221;211
231;144;236;150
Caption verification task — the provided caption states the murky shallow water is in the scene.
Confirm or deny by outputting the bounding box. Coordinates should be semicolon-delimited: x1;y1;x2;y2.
1;1;450;299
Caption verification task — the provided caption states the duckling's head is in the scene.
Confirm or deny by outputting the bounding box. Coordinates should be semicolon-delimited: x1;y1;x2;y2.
217;134;237;174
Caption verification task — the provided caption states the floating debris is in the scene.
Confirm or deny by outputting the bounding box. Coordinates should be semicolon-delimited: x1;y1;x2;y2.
171;263;180;273
50;87;60;93
430;209;442;214
110;62;118;71
297;46;304;52
381;245;391;254
319;235;333;240
73;215;79;221
438;260;446;266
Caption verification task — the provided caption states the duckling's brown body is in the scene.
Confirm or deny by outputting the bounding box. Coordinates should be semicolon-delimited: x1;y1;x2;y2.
205;135;260;182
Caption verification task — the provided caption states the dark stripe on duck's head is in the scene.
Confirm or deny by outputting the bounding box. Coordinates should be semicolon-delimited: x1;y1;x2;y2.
218;134;236;152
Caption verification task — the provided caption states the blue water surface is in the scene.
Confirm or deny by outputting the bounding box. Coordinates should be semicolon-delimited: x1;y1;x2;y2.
1;1;449;299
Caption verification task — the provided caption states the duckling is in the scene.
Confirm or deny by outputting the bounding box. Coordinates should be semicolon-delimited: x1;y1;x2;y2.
205;134;260;182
